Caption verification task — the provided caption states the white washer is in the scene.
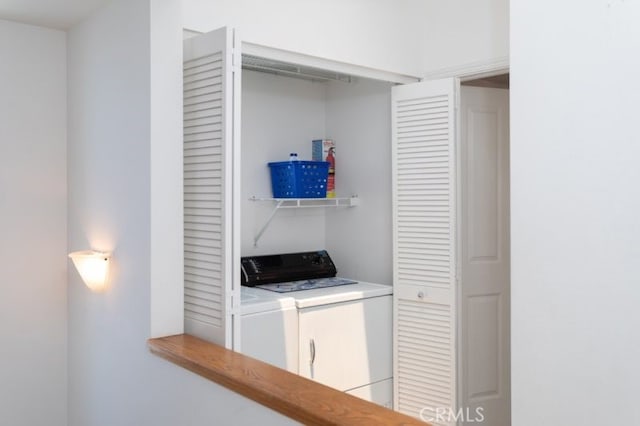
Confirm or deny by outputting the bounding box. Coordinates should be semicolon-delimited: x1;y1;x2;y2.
239;281;392;376
240;287;298;372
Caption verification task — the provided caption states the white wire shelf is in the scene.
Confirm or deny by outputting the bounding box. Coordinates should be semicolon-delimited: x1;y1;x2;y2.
249;196;360;246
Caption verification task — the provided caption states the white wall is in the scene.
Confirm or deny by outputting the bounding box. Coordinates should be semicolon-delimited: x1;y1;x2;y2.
0;19;67;426
182;0;425;78
150;0;184;337
325;78;393;284
419;0;509;75
182;0;508;78
66;0;296;424
511;1;640;424
241;70;327;255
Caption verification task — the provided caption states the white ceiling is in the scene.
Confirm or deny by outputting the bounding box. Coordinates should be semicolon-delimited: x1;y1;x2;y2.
0;0;109;30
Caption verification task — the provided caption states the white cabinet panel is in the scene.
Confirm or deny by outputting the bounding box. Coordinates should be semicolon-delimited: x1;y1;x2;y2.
240;307;298;373
298;295;392;392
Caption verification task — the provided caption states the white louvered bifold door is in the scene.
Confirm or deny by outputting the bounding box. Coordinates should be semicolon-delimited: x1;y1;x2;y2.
183;27;241;349
392;79;458;425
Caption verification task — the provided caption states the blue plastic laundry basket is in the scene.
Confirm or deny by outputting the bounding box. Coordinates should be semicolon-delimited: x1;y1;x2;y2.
268;161;330;198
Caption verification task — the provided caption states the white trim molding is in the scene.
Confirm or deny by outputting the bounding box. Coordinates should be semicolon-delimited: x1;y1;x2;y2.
242;42;420;84
423;56;510;81
182;27;420;85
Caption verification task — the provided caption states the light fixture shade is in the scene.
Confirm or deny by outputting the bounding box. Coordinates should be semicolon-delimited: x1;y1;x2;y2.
68;250;111;291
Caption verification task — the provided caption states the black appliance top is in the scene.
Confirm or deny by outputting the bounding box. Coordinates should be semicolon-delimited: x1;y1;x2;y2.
240;250;337;286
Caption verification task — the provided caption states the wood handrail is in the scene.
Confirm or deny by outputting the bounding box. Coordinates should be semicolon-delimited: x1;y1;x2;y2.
148;334;427;425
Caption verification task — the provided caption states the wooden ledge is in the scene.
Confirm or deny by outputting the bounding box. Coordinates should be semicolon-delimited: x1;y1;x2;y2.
148;334;426;426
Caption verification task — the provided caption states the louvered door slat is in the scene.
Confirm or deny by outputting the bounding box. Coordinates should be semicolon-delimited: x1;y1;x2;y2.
397;300;453;425
183;27;239;348
184;35;224;322
392;79;457;425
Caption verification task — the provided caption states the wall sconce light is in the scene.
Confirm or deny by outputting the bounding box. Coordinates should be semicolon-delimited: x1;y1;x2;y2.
68;250;111;291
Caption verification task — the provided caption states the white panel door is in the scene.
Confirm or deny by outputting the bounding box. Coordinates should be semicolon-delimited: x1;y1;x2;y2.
182;27;241;349
392;79;458;425
460;86;510;425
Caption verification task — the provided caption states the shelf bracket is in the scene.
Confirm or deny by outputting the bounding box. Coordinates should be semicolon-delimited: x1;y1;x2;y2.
253;199;285;246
